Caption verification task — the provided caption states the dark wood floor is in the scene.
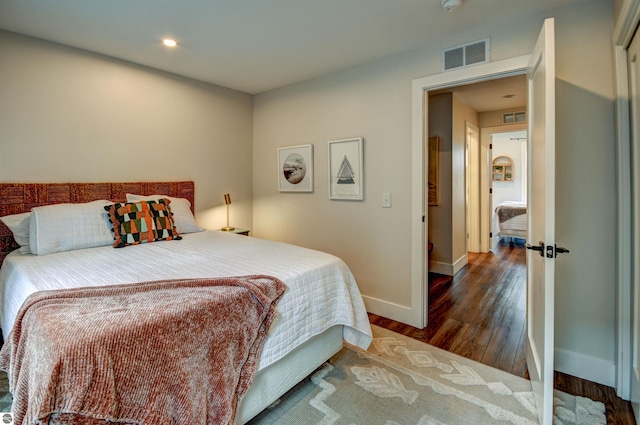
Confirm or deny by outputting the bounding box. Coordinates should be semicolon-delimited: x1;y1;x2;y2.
369;239;636;425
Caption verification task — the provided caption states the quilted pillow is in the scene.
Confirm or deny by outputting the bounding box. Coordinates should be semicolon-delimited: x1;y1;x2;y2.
0;212;31;254
125;193;204;234
29;200;114;256
104;199;182;248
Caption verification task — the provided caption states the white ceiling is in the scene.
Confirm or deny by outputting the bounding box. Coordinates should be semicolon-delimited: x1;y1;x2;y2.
0;0;599;95
433;75;527;112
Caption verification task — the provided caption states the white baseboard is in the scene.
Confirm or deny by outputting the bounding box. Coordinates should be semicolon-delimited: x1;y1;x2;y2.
362;295;421;328
453;254;468;275
429;254;468;276
429;261;453;275
555;347;616;388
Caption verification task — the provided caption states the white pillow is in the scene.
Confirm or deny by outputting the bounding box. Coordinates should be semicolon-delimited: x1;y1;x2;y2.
125;194;204;234
0;212;31;254
29;200;115;256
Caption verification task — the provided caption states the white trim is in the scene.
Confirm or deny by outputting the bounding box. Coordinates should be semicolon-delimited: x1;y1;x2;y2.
467;122;480;253
614;0;640;48
428;261;454;276
410;73;428;329
555;348;616;388
453;254;468;276
614;44;633;400
362;295;416;326
480;123;527;253
428;254;467;277
411;55;530;328
612;0;640;400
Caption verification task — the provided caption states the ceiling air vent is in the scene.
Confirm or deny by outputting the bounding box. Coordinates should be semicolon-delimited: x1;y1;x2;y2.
442;38;490;72
503;111;526;124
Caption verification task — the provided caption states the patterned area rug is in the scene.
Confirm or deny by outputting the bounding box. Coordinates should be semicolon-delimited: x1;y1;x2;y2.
0;325;606;424
248;325;606;425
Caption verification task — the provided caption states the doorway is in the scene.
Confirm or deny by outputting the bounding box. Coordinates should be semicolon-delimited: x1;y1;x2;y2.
407;55;532;330
425;76;528;374
490;129;527;251
427;75;527;259
409;20;558;423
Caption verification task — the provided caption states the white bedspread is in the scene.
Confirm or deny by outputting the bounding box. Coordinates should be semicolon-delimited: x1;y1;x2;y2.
0;230;372;371
493;201;527;240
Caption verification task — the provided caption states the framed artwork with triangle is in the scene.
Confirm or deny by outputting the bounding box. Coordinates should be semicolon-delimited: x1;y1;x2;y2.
328;137;363;201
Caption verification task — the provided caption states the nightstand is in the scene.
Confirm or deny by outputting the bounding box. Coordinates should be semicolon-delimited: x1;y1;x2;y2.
219;228;250;236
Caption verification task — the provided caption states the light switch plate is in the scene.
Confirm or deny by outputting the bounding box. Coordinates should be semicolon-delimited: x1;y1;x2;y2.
382;193;391;208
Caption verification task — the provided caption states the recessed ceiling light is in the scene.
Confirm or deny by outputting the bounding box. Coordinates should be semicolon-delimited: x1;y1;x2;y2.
162;38;178;48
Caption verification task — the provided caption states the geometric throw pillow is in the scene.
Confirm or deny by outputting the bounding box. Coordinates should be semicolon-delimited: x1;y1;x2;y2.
104;199;181;248
125;193;204;234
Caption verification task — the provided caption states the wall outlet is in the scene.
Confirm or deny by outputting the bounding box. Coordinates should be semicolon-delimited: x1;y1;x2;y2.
382;193;392;208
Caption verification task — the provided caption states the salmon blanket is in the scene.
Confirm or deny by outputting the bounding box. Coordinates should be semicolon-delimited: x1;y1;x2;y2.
0;275;286;425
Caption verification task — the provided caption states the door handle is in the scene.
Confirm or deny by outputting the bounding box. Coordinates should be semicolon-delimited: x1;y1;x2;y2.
525;241;545;257
526;241;570;258
547;244;570;258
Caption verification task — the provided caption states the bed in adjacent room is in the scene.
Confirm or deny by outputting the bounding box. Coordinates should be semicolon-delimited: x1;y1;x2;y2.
0;181;373;425
493;201;527;245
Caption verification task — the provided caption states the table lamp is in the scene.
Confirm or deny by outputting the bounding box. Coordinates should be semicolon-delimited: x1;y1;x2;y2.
221;193;235;231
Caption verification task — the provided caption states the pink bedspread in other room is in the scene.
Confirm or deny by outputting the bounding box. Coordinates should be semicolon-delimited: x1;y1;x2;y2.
0;275;286;425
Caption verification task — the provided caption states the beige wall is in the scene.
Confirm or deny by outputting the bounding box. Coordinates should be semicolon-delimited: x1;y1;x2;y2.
254;1;618;385
253;63;415;310
427;93;477;274
0;30;254;230
553;2;616;383
613;0;626;24
478;108;527;129
428;93;453;268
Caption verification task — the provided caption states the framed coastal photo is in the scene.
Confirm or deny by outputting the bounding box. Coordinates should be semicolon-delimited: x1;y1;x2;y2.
278;144;313;192
328;137;363;201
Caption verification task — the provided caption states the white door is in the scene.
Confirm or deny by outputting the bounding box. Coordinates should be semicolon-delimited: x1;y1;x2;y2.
467;122;480;253
626;26;640;425
525;17;558;425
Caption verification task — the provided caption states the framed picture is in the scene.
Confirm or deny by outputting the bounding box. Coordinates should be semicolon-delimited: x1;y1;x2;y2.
278;144;313;192
428;136;439;206
328;137;363;200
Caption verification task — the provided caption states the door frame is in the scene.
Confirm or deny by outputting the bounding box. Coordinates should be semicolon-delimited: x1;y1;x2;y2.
467;121;480;253
410;54;530;328
481;124;527;253
612;0;640;400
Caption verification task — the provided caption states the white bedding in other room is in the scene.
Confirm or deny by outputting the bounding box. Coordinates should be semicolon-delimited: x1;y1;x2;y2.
493;201;527;239
0;230;373;371
498;213;527;232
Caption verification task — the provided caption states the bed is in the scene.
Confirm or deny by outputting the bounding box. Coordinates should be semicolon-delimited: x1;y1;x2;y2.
493;201;527;245
0;181;373;425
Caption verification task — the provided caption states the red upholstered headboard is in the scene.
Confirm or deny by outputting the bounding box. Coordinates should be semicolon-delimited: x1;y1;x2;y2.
0;181;195;266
